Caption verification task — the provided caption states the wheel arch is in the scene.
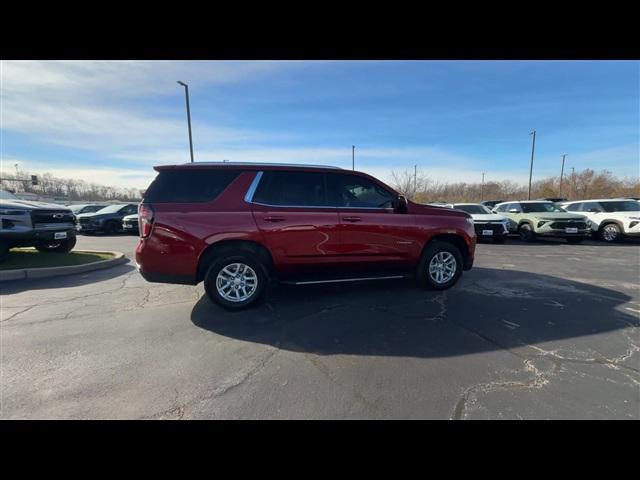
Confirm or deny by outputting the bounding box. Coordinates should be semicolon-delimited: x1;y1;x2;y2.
422;233;470;269
196;239;275;283
599;219;624;230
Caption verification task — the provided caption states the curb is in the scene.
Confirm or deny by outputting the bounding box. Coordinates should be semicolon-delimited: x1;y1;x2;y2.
0;251;128;282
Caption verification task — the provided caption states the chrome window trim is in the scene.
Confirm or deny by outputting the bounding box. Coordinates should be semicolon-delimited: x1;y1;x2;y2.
244;171;264;203
251;201;394;210
244;170;394;210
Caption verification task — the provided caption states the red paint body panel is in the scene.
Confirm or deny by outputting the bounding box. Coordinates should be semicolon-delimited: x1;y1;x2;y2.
135;165;476;283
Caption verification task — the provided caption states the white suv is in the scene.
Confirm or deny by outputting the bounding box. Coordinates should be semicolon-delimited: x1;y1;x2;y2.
558;198;640;242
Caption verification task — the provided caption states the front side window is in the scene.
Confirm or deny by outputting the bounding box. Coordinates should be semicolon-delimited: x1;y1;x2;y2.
580;202;602;212
565;203;583;211
327;173;394;208
506;203;523;213
252;171;328;207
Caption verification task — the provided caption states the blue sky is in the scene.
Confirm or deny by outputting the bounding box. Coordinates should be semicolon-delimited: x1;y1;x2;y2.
1;60;638;189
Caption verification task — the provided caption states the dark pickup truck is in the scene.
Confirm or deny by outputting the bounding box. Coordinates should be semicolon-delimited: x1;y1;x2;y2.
0;190;77;261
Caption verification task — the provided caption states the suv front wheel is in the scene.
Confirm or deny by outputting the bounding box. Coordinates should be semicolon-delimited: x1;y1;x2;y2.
204;253;267;310
417;240;463;290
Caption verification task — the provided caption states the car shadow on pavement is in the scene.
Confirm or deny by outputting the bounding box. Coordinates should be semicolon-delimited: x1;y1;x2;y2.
191;267;638;359
0;262;136;295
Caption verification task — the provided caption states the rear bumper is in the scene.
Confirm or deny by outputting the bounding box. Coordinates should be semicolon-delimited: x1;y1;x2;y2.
135;262;197;285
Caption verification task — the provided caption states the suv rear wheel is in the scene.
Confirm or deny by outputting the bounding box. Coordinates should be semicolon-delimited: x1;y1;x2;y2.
417;240;463;290
35;236;77;253
204;253;267;310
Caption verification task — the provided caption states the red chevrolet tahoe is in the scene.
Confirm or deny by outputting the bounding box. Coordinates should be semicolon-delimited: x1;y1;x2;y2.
136;163;476;309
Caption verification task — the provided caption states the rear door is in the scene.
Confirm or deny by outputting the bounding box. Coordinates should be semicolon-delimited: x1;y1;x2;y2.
326;172;418;267
250;170;341;269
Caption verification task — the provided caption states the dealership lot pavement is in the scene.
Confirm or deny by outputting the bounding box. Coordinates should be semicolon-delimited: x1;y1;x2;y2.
1;233;639;419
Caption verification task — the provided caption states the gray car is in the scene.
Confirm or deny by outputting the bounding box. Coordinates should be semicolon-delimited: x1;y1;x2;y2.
0;190;77;261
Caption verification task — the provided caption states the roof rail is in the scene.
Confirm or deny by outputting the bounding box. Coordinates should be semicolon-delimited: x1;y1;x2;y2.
180;161;343;169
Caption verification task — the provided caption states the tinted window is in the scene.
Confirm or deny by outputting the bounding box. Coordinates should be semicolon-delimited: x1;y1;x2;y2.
600;201;639;212
122;205;138;215
327;173;394;208
143;169;241;203
253;171;327;206
494;204;507;212
580;202;602;212
565;203;582;211
521;202;565;213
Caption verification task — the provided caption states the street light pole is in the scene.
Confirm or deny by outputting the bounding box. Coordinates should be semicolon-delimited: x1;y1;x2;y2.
352;145;355;170
527;129;536;200
559;154;567;197
481;172;485;201
414;165;417;196
177;81;194;163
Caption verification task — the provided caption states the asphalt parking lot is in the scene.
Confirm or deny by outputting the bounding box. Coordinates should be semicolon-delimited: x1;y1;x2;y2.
1;233;639;419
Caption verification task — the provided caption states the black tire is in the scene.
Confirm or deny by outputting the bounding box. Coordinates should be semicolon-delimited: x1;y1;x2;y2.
493;236;507;244
104;221;120;235
204;253;267;310
599;223;621;243
35;236;77;253
416;240;463;290
518;223;536;242
565;237;583;244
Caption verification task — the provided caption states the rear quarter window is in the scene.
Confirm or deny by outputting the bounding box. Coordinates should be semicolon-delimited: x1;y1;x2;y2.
143;169;241;203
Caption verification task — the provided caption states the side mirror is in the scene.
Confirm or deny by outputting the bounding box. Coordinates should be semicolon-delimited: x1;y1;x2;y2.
393;195;408;213
508;208;519;213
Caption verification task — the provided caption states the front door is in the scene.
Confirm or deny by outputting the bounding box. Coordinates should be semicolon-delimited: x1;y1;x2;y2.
326;172;419;269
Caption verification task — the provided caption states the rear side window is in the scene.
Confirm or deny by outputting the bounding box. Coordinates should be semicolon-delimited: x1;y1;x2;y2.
253;171;327;206
143;169;241;203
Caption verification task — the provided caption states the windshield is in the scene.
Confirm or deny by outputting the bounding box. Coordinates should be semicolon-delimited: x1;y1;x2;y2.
600;201;639;212
521;202;566;213
95;204;125;214
70;205;88;213
454;204;491;214
0;190;19;200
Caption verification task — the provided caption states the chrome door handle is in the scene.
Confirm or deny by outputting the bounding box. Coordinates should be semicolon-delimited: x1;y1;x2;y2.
264;216;286;222
342;216;362;222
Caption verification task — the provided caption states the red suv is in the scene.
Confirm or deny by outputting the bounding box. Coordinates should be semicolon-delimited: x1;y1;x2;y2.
135;163;476;309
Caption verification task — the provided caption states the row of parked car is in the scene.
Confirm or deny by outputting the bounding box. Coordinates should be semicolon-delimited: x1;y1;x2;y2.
434;198;640;244
71;203;139;235
0;191;140;262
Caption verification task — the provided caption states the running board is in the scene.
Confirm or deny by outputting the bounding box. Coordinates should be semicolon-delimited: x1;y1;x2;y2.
281;275;408;286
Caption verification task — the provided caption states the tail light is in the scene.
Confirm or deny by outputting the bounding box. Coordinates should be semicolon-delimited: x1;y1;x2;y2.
138;203;155;238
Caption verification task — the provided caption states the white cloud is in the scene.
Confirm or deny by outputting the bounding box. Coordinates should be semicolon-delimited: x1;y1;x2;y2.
0;60;300;155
